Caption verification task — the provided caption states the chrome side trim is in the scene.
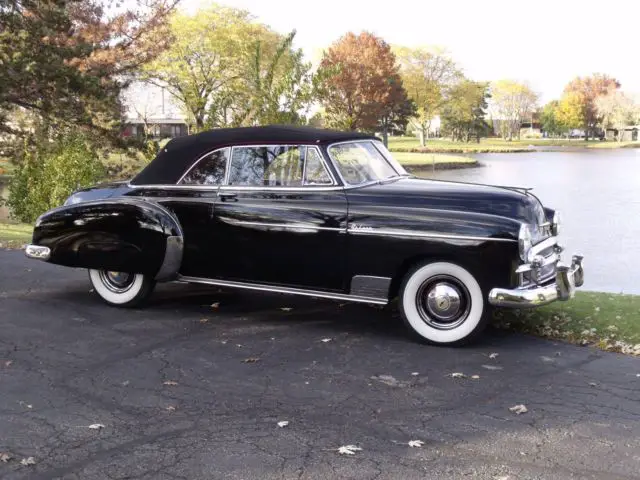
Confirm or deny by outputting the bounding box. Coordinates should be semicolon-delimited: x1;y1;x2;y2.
25;245;50;261
218;219;346;232
155;235;184;281
346;227;517;243
177;276;388;305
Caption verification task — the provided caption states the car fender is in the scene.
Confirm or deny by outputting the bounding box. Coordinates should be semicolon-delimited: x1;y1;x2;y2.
32;198;183;281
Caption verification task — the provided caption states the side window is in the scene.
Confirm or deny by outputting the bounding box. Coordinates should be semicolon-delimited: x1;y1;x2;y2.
180;148;229;185
303;148;333;185
228;146;303;186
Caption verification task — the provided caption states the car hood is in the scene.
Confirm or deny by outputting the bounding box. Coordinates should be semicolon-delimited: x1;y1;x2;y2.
349;177;546;224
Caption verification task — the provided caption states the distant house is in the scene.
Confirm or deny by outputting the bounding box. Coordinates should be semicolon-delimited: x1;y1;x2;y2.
122;117;189;139
605;125;639;142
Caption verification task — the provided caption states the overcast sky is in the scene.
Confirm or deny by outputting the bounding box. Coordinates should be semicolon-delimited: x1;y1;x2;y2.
181;0;639;103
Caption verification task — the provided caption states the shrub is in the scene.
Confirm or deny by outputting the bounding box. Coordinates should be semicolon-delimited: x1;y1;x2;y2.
7;132;104;223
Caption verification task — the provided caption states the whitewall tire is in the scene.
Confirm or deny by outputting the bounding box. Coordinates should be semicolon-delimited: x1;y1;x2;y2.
399;262;487;345
88;269;155;308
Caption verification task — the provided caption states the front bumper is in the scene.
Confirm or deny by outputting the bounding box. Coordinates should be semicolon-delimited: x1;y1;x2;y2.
488;254;584;308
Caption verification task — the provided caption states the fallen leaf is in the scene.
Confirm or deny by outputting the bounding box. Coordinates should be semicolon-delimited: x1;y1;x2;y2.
408;440;424;448
165;406;177;412
121;380;130;386
280;307;292;312
221;340;227;344
411;372;419;376
482;364;503;371
163;380;179;386
509;404;528;415
243;357;260;363
0;453;13;463
211;302;220;309
488;353;499;359
4;360;13;367
321;338;332;343
337;445;362;455
88;424;104;430
448;372;466;378
494;476;510;480
540;356;554;363
370;374;408;387
277;420;289;428
588;382;598;387
20;457;36;466
199;318;209;324
471;375;480;380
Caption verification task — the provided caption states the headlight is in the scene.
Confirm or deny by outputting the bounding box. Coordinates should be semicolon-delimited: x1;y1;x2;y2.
551;211;561;236
518;223;533;261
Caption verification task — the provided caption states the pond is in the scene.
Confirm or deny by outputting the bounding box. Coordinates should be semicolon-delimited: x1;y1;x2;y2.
420;148;640;294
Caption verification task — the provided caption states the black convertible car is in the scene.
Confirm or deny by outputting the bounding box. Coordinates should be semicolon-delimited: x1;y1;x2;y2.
25;126;584;345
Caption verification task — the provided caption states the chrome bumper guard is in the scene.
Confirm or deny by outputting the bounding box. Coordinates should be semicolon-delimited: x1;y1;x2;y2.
25;244;51;261
488;254;584;308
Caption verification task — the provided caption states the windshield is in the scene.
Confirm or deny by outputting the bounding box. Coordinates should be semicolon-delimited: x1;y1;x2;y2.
328;141;406;185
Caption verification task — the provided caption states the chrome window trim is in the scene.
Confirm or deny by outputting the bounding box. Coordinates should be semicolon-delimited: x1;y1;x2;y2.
177;275;388;305
303;146;336;186
346;227;517;243
326;139;404;187
226;144;338;188
177;147;231;186
129;183;342;192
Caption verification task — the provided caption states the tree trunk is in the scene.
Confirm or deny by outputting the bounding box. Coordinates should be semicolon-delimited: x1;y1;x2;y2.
382;121;389;147
419;129;425;147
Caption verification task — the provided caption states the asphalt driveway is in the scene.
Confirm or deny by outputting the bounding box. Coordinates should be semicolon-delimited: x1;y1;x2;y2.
1;249;639;480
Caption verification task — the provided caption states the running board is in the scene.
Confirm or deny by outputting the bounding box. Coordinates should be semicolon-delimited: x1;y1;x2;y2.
177;275;388;305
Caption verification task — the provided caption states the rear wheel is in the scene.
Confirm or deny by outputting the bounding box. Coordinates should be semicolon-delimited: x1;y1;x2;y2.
88;269;155;308
399;261;488;345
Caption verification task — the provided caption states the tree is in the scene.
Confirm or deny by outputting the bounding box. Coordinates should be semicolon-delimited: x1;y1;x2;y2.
489;80;538;141
556;92;585;132
0;0;177;147
142;5;258;131
315;32;407;132
440;80;490;142
540;101;566;137
563;74;620;140
395;46;462;145
595;91;638;141
230;30;314;127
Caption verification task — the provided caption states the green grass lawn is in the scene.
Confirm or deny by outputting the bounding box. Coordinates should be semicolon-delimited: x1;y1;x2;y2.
0;222;33;248
392;152;475;166
388;136;640;153
494;291;640;354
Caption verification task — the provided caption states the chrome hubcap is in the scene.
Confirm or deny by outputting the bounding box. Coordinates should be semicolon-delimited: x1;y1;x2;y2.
416;275;471;330
99;271;135;293
426;283;462;321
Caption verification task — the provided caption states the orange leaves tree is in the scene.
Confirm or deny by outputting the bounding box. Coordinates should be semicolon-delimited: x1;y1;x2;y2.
315;32;410;136
0;0;177;146
563;74;620;140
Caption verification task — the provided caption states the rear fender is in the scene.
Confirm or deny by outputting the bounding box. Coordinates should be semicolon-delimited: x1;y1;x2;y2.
33;198;183;281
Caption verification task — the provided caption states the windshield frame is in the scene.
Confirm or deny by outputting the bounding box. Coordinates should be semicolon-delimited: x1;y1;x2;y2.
326;140;408;187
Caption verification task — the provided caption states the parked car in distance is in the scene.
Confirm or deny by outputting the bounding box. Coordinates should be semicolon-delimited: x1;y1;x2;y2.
25;126;584;345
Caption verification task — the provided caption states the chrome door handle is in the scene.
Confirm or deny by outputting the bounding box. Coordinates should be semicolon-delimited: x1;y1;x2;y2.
217;192;237;201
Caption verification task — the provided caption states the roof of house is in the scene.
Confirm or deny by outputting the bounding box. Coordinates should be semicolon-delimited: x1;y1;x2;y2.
131;126;377;185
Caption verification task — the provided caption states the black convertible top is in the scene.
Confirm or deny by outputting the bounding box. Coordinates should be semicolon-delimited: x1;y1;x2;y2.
131;125;377;185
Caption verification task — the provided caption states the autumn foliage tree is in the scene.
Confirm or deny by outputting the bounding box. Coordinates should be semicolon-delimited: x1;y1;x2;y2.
489;80;538;141
315;32;409;135
563;74;620;140
0;0;178;148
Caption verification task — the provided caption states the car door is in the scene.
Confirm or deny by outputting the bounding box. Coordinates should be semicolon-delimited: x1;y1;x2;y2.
211;144;348;291
155;147;229;278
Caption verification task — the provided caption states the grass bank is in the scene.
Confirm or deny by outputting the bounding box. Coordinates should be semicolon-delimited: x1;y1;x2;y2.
0;222;33;248
494;291;640;355
388;136;640;153
393;152;476;168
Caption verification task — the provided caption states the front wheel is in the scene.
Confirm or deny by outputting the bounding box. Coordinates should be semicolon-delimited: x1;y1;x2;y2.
88;269;155;308
399;262;488;345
